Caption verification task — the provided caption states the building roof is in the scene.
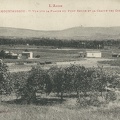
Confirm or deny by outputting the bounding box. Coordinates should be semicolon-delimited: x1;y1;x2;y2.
78;52;84;53
86;51;101;53
22;51;33;53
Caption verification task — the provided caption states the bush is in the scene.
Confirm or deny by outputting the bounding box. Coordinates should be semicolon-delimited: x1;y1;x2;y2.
105;91;117;102
77;96;89;107
89;93;101;107
77;93;101;107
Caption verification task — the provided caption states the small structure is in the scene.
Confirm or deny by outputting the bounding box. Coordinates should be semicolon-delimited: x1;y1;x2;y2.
112;53;118;57
0;50;19;59
85;51;102;58
10;53;20;59
22;51;33;59
78;52;86;57
112;53;120;58
118;54;120;57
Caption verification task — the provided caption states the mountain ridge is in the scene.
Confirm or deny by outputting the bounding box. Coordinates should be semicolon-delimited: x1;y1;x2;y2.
1;26;120;40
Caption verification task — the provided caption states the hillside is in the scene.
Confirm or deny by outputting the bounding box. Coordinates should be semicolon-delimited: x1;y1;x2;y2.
0;26;120;40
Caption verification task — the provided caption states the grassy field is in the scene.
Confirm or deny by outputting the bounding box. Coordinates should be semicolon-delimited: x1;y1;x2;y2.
0;94;120;120
98;59;120;67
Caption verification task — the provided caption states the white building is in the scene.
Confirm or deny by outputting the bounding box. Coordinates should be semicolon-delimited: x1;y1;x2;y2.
22;52;33;59
85;51;102;58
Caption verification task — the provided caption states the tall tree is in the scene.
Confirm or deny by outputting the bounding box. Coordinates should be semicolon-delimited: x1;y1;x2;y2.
0;60;11;102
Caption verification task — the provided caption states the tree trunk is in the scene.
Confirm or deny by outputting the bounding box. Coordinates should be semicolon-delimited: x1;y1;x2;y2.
101;91;103;97
60;91;63;101
76;90;80;99
0;95;2;104
84;91;87;97
27;91;36;104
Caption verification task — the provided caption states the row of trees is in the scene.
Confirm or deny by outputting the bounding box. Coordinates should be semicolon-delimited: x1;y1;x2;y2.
11;65;119;103
0;61;119;104
1;37;120;48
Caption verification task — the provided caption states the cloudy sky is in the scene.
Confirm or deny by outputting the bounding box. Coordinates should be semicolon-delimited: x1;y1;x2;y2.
0;0;120;30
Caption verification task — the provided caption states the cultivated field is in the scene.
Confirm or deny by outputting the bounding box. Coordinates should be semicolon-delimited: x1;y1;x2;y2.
1;45;119;72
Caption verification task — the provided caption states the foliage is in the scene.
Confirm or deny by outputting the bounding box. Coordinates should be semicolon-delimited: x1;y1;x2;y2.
6;64;120;105
105;91;117;102
49;67;69;100
77;94;101;107
0;61;11;95
20;66;52;103
10;71;30;98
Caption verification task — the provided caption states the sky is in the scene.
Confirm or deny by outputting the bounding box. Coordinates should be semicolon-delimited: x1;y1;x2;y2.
0;0;120;30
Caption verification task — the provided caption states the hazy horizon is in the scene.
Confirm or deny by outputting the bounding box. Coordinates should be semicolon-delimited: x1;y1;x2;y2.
1;26;120;31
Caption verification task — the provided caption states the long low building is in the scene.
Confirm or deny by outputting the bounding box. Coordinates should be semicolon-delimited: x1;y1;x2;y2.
85;51;102;58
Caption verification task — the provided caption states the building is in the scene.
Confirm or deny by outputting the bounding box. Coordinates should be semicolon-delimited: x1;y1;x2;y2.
22;51;33;59
112;53;120;58
10;53;20;59
0;50;19;59
85;51;102;58
78;52;86;57
112;53;118;57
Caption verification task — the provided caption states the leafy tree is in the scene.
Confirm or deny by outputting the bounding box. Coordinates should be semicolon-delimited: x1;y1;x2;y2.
0;50;6;59
0;60;11;102
49;66;72;100
91;67;115;96
10;71;30;99
22;66;52;104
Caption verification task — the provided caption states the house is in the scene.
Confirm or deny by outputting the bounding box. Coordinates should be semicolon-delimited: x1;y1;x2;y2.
85;51;102;58
21;51;33;59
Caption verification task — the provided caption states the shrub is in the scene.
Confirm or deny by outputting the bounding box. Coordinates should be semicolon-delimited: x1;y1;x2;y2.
89;93;101;107
77;93;101;107
105;91;117;102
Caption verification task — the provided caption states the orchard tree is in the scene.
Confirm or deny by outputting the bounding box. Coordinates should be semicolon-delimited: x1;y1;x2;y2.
91;67;111;96
0;60;11;102
10;71;30;99
22;66;52;104
73;66;94;97
49;66;72;100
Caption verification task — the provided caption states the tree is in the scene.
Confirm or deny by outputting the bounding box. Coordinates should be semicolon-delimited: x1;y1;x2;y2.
91;67;112;96
10;71;30;99
0;60;11;102
49;66;72;101
21;66;52;104
0;50;6;59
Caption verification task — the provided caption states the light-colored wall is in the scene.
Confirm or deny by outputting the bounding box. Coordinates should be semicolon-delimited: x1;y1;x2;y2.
86;52;101;58
22;52;33;59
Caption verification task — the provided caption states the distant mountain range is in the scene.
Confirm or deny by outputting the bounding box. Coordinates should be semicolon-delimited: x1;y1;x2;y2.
0;26;120;40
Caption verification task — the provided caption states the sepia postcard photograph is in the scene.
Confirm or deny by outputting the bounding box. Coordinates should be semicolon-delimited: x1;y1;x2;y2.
0;0;120;120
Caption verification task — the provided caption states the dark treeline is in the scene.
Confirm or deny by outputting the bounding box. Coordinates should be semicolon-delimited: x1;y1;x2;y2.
0;37;120;48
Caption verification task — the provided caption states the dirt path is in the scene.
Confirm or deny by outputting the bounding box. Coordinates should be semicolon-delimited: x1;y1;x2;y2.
56;58;112;68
